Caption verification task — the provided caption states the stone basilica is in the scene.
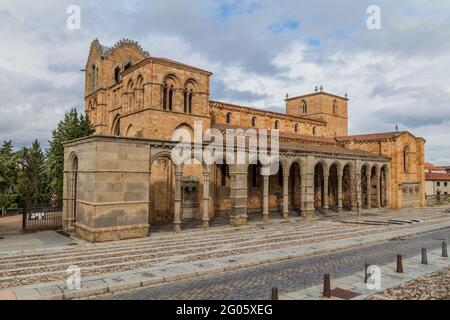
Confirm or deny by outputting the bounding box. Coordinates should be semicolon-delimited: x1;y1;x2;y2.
63;39;425;242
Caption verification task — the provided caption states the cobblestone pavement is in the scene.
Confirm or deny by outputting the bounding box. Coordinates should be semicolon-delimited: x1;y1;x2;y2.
102;228;450;300
368;266;450;300
1;207;449;291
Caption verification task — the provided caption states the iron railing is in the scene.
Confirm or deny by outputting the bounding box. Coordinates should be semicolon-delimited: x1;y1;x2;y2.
22;206;63;232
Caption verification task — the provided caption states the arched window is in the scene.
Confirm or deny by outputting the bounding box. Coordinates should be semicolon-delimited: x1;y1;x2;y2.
251;117;257;127
294;123;299;133
114;66;121;83
189;89;193;114
333;99;338;114
403;145;409;173
163;85;167;110
274;120;279;130
89;64;96;94
136;75;144;110
168;85;173;111
313;126;317;135
124;61;132;71
301;100;308;113
183;90;188;113
127;80;134;113
226;112;232;124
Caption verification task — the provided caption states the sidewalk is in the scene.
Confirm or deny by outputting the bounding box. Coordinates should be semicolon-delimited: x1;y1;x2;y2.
279;247;450;300
2;209;450;300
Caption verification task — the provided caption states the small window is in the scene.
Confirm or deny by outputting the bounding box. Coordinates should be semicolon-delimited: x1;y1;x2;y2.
294;123;299;133
183;91;188;113
437;182;441;187
163;86;167;110
333;99;338;114
252;117;257;127
114;66;121;83
403;145;409;173
189;89;193;114
168;85;173;111
124;61;132;71
313;126;317;135
445;182;448;187
226;112;232;124
274;120;279;130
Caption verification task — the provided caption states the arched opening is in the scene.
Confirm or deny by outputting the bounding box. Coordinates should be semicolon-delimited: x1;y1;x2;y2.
333;99;338;114
71;156;78;223
274;120;279;130
370;166;378;207
226;112;232;124
127;80;135;113
114;66;121;83
380;166;387;207
89;64;96;94
247;161;263;215
328;164;339;211
111;115;121;136
314;162;325;209
289;162;302;212
342;164;353;210
149;157;175;226
162;76;177;111
214;159;231;219
294;123;299;133
403;145;409;173
361;165;369;208
269;163;284;214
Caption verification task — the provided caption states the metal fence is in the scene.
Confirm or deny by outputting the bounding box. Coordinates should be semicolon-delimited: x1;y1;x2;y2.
22;206;63;232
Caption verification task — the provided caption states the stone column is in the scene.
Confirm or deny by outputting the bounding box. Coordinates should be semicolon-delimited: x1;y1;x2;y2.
283;171;289;219
323;174;329;210
303;156;316;217
385;166;391;208
174;169;183;232
263;174;270;224
366;172;371;209
337;173;343;213
230;164;248;226
376;172;381;208
202;170;211;230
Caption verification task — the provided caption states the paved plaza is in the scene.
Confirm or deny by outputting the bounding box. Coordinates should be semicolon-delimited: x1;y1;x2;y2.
0;206;449;299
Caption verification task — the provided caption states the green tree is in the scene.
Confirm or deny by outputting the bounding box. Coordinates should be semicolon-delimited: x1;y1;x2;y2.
0;140;20;214
46;108;95;205
17;140;49;206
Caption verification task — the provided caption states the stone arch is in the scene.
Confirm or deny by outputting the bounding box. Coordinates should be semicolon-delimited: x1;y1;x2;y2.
67;152;79;225
288;158;304;212
111;114;121;136
360;163;371;208
314;160;328;209
369;164;380;207
328;161;341;211
342;163;354;210
125;124;135;137
380;164;388;207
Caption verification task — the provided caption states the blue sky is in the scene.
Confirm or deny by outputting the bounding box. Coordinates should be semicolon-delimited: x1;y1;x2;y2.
0;0;449;164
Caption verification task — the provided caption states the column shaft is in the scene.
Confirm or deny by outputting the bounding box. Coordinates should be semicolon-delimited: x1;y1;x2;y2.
174;171;182;232
263;175;269;223
283;173;289;219
202;172;210;230
337;174;343;213
323;174;329;209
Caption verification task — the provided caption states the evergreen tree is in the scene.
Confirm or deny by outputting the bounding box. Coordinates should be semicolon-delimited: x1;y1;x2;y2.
17;140;49;206
46;108;94;205
0;140;20;214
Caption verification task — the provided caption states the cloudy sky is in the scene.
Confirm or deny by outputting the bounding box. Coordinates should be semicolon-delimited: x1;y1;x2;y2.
0;0;449;164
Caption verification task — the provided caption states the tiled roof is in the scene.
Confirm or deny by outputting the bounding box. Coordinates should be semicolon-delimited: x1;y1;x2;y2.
425;163;446;172
211;124;389;159
336;132;406;142
425;172;450;181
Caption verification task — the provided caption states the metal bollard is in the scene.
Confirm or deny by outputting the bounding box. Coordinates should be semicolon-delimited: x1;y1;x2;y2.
364;262;369;284
421;248;428;265
443;241;448;258
323;274;331;298
396;254;403;273
271;287;278;300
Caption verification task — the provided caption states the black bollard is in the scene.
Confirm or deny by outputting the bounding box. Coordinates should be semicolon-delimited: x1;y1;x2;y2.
443;241;448;258
271;287;278;300
396;254;403;273
421;248;428;265
364;262;369;284
323;274;331;298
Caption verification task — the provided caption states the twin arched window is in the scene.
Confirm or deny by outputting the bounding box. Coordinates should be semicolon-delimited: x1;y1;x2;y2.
163;81;174;111
301;100;308;114
162;77;196;113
